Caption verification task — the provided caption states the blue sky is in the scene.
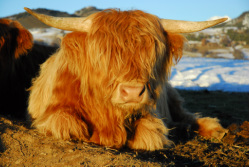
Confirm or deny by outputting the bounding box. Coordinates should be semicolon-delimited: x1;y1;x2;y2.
0;0;248;21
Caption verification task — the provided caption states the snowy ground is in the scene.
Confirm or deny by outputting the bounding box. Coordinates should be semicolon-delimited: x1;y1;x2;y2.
170;57;249;92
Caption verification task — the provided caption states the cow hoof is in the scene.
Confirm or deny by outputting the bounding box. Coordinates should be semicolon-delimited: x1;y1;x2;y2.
197;117;228;140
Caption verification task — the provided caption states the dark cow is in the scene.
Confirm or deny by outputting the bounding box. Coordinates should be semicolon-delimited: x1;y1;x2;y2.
0;19;57;119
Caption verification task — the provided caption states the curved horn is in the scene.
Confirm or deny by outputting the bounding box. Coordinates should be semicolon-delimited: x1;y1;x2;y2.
160;18;228;33
24;7;92;32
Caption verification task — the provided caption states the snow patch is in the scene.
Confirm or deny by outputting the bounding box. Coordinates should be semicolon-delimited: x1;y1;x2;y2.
170;57;249;92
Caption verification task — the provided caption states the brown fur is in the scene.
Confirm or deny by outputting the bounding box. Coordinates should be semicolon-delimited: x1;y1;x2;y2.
28;9;226;151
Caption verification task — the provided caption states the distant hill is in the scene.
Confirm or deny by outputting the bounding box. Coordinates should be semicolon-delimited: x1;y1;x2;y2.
4;7;102;29
74;6;102;17
220;11;249;28
4;8;76;29
2;7;249;30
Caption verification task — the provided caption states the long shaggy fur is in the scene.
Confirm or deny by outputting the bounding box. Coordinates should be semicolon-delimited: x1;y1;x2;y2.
0;19;57;119
28;9;226;150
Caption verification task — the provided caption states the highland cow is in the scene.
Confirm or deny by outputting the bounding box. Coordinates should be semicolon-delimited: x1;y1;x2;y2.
0;19;57;119
25;8;227;150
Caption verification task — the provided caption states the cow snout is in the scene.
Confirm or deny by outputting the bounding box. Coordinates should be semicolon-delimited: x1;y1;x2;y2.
119;85;146;103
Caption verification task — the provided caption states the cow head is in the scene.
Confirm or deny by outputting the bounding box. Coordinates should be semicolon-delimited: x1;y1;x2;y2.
24;8;227;114
0;19;33;60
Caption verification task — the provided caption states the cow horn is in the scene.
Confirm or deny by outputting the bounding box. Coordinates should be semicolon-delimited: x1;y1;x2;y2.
24;7;92;32
160;18;228;33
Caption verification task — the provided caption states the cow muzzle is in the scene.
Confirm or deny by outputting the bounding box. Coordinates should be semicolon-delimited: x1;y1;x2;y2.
120;84;145;103
111;82;149;105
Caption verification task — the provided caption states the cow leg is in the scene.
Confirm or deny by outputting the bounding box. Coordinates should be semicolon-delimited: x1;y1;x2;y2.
164;83;227;139
196;117;227;139
127;114;171;151
89;120;127;149
165;83;198;126
31;105;90;141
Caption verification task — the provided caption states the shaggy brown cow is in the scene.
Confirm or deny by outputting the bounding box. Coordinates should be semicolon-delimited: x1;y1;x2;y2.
0;19;57;119
25;8;227;150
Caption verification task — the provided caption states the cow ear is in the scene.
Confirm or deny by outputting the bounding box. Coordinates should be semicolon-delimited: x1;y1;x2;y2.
0;19;11;51
0;36;5;50
167;32;186;65
15;28;33;59
62;32;87;55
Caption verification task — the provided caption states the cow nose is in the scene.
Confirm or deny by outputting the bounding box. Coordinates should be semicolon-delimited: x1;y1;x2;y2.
120;85;146;103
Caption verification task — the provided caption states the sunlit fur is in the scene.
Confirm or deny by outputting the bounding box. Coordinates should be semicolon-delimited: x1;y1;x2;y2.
28;9;226;151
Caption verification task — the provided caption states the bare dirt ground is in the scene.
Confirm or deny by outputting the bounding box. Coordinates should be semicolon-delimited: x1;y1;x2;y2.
0;90;248;166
